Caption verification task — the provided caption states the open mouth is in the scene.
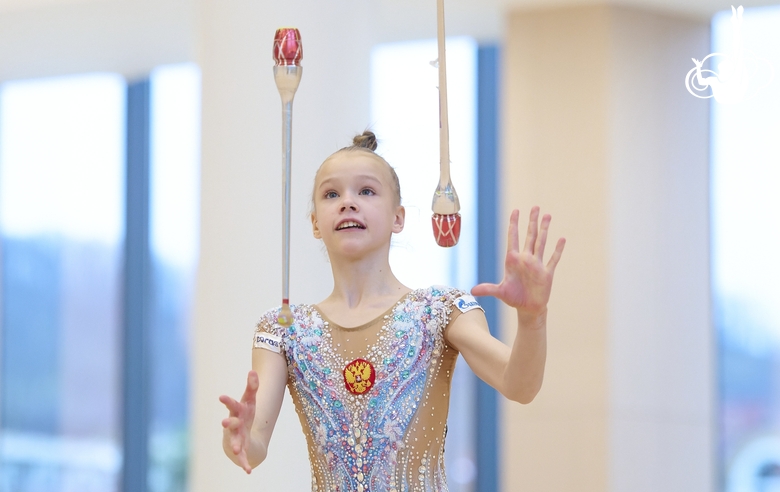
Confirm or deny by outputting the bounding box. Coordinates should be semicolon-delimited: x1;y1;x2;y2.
336;220;366;231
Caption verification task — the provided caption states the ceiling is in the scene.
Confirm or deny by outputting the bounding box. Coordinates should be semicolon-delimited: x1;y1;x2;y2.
1;0;775;18
371;0;778;43
0;0;110;14
1;0;777;46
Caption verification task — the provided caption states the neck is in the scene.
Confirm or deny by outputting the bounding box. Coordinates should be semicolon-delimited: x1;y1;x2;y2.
326;248;408;308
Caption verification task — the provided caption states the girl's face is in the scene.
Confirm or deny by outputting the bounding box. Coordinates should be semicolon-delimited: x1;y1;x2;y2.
311;151;404;259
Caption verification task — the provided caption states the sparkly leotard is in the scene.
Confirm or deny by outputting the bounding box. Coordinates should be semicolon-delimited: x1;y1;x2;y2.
254;286;475;492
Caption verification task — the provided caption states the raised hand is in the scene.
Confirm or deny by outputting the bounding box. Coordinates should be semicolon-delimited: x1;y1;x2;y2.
471;207;565;319
219;370;259;474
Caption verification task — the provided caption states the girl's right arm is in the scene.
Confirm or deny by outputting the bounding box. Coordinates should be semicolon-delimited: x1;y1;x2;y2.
219;347;288;473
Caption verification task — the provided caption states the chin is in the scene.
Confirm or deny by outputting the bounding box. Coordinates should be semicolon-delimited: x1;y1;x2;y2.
327;241;382;260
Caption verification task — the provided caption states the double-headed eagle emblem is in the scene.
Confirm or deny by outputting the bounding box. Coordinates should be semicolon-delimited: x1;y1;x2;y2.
343;359;375;395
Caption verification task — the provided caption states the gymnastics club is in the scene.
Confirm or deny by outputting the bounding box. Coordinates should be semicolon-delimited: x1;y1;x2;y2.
273;28;303;327
431;0;461;248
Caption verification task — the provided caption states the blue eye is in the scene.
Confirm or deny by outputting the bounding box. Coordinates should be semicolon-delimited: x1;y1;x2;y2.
359;188;375;196
325;191;338;199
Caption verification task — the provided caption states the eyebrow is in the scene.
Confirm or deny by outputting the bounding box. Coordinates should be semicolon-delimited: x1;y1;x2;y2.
318;174;383;189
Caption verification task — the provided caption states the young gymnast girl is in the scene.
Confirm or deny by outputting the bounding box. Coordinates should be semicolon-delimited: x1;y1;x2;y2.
220;131;565;491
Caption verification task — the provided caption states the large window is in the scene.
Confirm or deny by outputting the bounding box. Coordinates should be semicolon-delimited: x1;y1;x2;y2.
0;63;200;492
711;6;780;491
371;37;479;492
148;63;200;492
0;73;126;491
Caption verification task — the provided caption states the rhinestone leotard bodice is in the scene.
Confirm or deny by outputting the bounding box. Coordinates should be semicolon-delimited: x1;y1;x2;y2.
254;286;469;492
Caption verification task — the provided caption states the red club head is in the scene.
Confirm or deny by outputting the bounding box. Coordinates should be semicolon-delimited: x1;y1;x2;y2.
273;28;303;66
432;213;461;247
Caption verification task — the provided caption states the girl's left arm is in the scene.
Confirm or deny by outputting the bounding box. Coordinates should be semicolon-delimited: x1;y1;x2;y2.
445;207;565;404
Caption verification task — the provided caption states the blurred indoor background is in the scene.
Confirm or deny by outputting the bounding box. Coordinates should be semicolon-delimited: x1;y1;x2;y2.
0;0;779;491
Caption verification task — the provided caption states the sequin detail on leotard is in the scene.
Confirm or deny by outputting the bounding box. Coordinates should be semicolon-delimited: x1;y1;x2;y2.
254;286;471;492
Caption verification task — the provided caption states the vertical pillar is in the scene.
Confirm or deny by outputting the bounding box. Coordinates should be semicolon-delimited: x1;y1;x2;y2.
124;78;151;492
501;6;712;491
476;44;500;492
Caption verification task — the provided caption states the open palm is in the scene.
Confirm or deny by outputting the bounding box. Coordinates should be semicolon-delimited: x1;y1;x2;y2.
219;370;259;474
471;207;565;316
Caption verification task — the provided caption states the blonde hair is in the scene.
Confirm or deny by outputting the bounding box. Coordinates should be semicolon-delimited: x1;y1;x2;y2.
311;131;402;213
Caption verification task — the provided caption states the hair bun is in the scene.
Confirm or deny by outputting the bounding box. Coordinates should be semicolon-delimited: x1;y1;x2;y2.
352;131;378;152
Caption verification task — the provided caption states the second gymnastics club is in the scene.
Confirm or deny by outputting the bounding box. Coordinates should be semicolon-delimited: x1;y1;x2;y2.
273;28;302;327
431;0;461;247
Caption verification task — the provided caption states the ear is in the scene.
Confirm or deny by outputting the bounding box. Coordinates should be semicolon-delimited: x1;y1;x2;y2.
392;205;405;234
311;213;322;239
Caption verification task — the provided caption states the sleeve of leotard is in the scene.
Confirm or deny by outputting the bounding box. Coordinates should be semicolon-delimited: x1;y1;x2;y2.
445;288;485;328
252;308;286;354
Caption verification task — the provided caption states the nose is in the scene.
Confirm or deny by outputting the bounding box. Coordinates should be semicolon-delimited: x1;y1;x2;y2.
339;193;359;212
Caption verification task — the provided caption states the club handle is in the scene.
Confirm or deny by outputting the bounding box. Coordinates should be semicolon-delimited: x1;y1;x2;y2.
273;28;303;326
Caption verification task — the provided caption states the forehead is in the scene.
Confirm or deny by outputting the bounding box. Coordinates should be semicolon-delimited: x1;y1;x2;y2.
316;151;392;187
